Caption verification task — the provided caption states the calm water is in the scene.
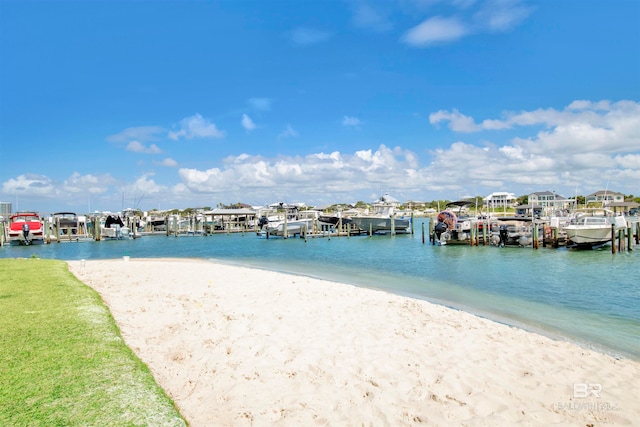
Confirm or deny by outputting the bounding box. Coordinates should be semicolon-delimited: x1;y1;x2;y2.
3;219;638;360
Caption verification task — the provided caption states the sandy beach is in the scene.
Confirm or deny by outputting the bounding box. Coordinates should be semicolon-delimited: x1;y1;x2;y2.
67;258;639;426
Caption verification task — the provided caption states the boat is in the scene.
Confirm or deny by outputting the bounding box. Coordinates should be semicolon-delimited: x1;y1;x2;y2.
99;215;130;240
149;217;167;231
433;201;479;245
258;208;318;238
317;212;357;234
563;208;627;249
49;212;91;241
7;212;45;245
349;195;411;235
489;217;542;247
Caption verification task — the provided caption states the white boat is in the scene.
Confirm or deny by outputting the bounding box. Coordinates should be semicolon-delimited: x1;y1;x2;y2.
261;217;316;238
259;210;319;238
563;208;626;249
350;196;411;235
99;215;130;240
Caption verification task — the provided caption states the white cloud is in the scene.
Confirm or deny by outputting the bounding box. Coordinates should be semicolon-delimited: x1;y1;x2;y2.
278;124;299;139
107;126;164;143
1;173;115;210
474;0;533;32
241;114;257;132
126;141;162;154
430;101;640;154
402;16;468;47
168;113;225;140
288;27;331;46
423;100;640;197
342;116;363;128
429;109;480;132
62;172;116;195
2;174;56;198
400;0;531;47
158;158;178;167
177;145;421;201
123;174;166;196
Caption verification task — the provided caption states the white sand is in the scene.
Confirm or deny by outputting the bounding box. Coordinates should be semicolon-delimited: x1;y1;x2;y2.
68;258;639;426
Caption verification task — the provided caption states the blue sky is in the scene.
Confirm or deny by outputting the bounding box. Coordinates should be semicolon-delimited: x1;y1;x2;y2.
1;0;639;213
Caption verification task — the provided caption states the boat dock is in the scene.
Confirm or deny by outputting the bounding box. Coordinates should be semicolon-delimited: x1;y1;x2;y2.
2;209;639;254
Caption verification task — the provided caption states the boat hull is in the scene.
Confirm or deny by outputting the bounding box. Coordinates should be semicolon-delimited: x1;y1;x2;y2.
263;219;315;237
8;232;45;246
350;217;411;234
100;225;130;240
564;226;613;248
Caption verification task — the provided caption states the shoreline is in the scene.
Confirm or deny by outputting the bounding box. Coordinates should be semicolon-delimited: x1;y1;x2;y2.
208;256;638;362
68;258;639;426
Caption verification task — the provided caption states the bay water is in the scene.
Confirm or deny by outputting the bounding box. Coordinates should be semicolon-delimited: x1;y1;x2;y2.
3;219;638;360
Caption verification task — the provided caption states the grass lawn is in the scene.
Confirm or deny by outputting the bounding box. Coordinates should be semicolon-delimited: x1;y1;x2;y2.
0;258;187;426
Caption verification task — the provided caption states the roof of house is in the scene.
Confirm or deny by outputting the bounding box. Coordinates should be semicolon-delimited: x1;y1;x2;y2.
587;190;624;197
375;193;400;204
205;208;256;215
605;201;640;208
530;191;567;200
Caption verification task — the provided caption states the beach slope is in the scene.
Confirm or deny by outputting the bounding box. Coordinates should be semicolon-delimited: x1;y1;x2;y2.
68;258;639;426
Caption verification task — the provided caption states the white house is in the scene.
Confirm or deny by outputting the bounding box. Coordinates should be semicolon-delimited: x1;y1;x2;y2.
586;190;625;206
528;191;569;211
484;192;516;209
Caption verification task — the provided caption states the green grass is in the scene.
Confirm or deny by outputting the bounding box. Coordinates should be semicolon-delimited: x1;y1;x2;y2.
0;258;187;426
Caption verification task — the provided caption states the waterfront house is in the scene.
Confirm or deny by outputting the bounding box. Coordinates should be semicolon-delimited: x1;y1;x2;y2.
484;192;516;210
586;190;625;206
528;191;570;212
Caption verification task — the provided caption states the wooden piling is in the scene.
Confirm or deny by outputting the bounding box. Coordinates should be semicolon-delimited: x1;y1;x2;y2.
410;212;414;235
482;221;487;245
55;217;60;243
95;217;101;241
628;225;634;251
429;219;435;245
283;214;288;239
618;229;624;252
421;222;425;244
391;213;396;236
611;224;616;254
470;224;474;246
